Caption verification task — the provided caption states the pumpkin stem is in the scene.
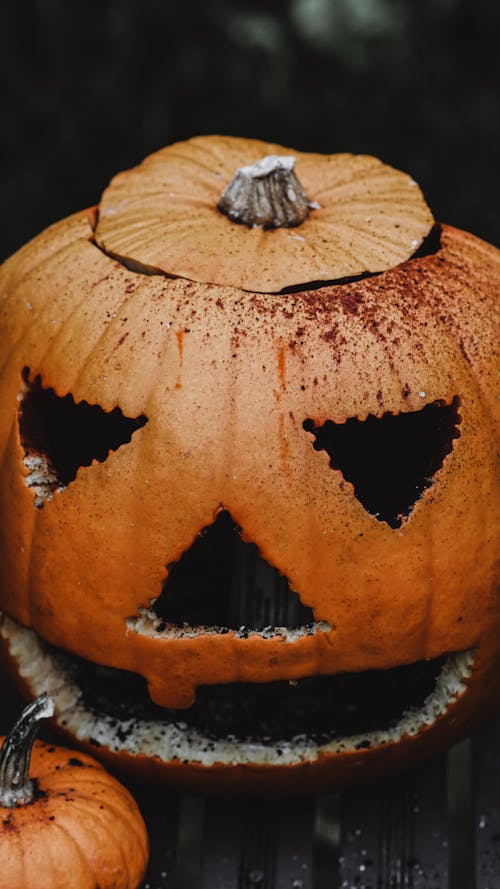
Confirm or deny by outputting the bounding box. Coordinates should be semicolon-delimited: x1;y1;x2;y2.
0;693;54;807
217;155;314;229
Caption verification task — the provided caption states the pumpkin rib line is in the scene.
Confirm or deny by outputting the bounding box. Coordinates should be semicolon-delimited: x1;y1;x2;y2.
90;234;168;279
54;795;139;886
0;253;102;495
0;239;101;401
63;283;145;401
54;788;145;840
60;788;148;851
0;219;92;304
48;819;95;887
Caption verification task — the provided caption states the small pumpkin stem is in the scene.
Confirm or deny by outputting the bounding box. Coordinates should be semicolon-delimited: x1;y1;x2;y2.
0;694;54;807
218;155;313;229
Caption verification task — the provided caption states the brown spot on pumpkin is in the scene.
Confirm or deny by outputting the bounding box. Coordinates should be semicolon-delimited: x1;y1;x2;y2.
176;329;185;363
92;273;110;288
459;339;472;365
277;346;286;389
340;292;363;315
112;331;129;352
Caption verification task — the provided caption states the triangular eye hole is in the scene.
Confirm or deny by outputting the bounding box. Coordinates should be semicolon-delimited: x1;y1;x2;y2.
303;397;461;528
153;510;314;632
19;368;147;505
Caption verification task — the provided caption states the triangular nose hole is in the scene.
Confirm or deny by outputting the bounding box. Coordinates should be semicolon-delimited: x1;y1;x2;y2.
304;397;461;529
153;511;314;631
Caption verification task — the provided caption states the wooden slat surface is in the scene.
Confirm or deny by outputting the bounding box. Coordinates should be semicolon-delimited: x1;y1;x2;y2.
339;755;449;889
136;789;181;889
200;797;316;889
475;713;500;889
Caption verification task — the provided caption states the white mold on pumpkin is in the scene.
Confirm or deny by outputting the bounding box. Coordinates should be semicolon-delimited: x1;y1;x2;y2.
23;454;66;508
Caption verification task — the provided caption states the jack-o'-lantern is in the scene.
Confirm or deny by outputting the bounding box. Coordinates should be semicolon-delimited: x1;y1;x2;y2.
0;136;498;793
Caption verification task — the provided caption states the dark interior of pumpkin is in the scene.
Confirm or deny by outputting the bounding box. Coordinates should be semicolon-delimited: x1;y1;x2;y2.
69;647;447;746
153;511;314;632
19;370;461;744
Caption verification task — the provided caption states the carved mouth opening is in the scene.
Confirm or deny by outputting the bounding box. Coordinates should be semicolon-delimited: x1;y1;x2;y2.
150;510;316;635
1;616;474;765
72;651;449;744
18;368;147;506
304;397;461;528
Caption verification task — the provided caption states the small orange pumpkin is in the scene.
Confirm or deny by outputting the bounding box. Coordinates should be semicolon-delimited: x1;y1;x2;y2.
0;695;149;889
0;136;498;793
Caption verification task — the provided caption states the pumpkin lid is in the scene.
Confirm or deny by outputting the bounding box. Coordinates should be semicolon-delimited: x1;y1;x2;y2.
95;135;434;293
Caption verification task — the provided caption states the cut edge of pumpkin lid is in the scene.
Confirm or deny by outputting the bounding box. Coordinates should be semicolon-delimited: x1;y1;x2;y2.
95;135;435;294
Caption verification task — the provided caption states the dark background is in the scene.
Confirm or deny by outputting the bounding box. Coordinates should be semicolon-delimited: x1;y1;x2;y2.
1;0;499;262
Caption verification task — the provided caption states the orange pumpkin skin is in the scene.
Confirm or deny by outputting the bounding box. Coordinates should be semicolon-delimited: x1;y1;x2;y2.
0;138;498;791
0;735;149;889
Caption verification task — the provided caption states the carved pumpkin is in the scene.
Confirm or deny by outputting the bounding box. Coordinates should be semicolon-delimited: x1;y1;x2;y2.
0;136;498;793
0;695;149;888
